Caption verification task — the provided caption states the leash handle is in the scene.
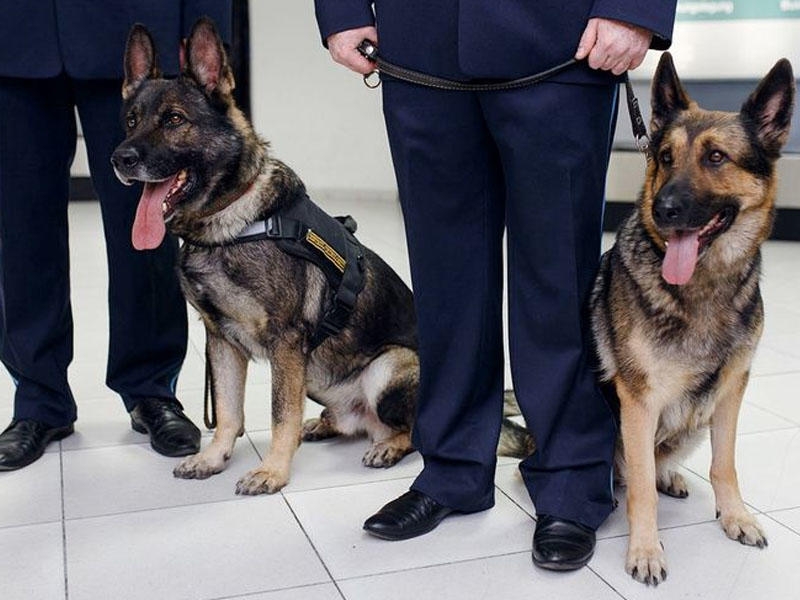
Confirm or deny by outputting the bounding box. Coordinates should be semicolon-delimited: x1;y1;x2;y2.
357;38;652;162
357;39;579;93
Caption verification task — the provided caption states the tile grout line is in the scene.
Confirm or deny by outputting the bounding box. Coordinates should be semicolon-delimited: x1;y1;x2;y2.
59;442;70;600
585;565;629;600
763;510;800;537
279;493;348;600
243;431;347;598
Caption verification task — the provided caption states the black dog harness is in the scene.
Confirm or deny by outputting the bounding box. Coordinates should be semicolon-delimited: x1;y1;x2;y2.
228;191;367;350
197;192;366;429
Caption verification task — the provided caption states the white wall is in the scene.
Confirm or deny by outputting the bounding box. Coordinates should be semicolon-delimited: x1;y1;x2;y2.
248;1;397;193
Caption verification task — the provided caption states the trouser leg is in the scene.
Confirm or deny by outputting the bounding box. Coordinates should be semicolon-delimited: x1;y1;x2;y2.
480;82;619;529
382;80;505;512
0;75;77;427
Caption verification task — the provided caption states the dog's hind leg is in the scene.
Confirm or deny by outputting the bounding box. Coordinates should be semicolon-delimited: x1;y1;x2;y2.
655;447;689;499
236;340;306;495
618;376;668;585
710;354;767;548
361;348;417;468
174;333;248;480
301;408;340;441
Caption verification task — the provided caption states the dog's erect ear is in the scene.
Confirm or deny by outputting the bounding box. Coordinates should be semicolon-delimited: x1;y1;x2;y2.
741;58;795;156
650;52;692;133
123;24;160;100
185;17;235;97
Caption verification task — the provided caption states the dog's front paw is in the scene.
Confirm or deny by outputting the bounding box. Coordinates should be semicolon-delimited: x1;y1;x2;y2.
173;452;227;480
719;510;768;548
235;467;289;495
362;439;413;468
626;542;667;586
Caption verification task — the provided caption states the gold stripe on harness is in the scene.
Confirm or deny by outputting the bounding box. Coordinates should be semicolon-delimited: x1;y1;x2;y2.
305;229;346;273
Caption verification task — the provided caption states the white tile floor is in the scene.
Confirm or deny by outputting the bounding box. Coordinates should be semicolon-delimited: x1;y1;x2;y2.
1;194;799;600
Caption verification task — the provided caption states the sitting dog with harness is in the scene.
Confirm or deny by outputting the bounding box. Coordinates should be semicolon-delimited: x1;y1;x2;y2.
111;18;419;494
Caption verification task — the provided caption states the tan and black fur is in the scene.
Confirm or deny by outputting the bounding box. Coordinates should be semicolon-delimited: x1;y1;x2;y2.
502;53;794;584
112;19;418;495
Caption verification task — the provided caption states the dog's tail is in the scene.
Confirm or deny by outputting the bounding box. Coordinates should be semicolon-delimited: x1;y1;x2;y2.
498;390;536;458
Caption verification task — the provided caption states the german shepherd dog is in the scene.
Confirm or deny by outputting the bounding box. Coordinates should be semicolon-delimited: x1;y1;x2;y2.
111;19;419;495
503;53;795;584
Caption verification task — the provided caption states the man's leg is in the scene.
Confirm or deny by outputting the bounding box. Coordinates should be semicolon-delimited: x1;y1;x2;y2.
378;81;506;515
482;83;616;570
480;81;618;551
0;76;77;427
483;82;619;527
0;76;77;469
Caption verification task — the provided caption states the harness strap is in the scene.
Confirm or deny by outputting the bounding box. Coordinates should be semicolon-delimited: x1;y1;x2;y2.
357;39;652;162
192;192;365;348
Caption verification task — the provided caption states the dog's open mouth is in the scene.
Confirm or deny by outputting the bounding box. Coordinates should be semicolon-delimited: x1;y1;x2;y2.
662;206;737;286
132;169;190;250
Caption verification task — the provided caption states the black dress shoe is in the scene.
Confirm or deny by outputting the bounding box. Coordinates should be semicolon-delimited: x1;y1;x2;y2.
0;419;74;471
532;514;596;571
130;398;201;457
363;490;454;540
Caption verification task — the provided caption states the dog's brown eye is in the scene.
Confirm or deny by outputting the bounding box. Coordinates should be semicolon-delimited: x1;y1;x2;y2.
165;112;185;127
707;150;726;164
659;149;673;165
126;115;137;129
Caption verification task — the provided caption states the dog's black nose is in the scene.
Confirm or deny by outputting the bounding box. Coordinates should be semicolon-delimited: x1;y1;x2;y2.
111;147;140;170
653;185;691;227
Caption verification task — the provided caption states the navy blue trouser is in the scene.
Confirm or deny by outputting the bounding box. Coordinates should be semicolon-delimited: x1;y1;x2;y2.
382;79;619;529
0;75;188;427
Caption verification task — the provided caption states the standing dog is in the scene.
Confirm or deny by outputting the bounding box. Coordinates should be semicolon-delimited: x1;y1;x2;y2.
502;53;795;584
112;19;419;495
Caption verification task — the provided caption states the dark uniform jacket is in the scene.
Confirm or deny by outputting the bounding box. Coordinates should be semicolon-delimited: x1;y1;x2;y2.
0;0;232;79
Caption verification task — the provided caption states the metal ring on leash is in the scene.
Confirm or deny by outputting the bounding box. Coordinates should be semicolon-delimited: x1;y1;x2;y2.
363;70;381;89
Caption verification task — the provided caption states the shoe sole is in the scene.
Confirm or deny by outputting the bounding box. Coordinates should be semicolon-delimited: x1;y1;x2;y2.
532;551;594;571
0;424;74;471
363;523;442;541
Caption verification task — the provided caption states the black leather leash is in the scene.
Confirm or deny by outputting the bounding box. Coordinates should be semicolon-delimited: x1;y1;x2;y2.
357;39;652;160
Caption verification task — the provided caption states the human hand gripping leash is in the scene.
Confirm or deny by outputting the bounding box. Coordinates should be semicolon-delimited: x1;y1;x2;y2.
356;39;652;161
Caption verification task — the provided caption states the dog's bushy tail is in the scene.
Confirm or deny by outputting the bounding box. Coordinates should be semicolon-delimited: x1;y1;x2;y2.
498;390;536;458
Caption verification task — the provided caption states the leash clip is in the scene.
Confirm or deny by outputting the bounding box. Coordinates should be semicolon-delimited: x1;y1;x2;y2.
635;134;651;157
363;70;381;89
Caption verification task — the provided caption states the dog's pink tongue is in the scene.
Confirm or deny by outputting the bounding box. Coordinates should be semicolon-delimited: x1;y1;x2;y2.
662;231;700;285
132;178;174;250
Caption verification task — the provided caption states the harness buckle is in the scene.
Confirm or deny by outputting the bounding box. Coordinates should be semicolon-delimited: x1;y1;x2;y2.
266;216;282;237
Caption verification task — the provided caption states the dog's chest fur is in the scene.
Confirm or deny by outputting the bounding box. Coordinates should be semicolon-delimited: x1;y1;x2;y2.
177;242;322;360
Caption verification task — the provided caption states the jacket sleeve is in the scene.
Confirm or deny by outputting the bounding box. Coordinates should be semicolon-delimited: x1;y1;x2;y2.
314;0;375;47
589;0;677;50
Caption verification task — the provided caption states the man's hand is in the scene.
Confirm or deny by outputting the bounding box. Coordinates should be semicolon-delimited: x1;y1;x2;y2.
327;26;378;75
575;18;652;75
